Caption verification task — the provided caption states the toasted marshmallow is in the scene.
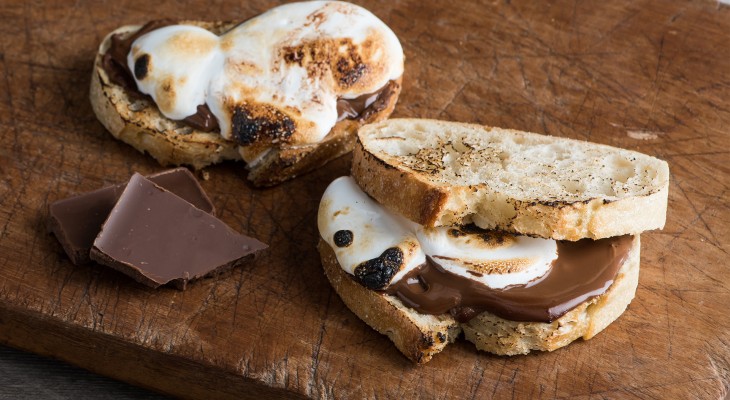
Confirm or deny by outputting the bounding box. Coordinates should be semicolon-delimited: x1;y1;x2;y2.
416;227;557;289
128;26;223;120
318;177;424;290
129;1;404;147
318;177;559;290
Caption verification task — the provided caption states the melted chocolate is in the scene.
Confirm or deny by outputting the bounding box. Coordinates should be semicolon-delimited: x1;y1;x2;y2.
101;20;396;133
337;80;397;122
183;104;219;132
385;235;634;323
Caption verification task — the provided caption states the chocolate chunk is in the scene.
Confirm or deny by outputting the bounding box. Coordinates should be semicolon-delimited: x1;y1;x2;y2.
353;247;403;290
333;230;353;247
49;168;214;265
90;174;267;289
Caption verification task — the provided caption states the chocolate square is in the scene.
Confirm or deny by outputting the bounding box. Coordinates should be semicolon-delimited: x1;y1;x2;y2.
89;173;266;289
48;168;214;265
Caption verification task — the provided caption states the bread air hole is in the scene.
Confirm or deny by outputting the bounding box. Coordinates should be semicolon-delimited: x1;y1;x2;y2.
608;156;635;182
560;180;586;195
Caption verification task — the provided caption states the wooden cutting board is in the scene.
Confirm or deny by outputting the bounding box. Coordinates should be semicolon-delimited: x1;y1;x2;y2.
1;0;729;398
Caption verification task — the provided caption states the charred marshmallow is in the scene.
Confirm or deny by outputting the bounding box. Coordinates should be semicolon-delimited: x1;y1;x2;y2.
128;1;404;146
318;177;558;290
128;26;223;120
317;177;424;290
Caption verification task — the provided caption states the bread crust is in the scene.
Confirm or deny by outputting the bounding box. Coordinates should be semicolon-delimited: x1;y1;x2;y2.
319;235;640;361
353;119;669;240
352;139;449;227
318;240;460;364
90;23;401;186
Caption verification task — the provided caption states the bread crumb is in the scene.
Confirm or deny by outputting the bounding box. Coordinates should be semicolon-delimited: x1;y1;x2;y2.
627;130;661;140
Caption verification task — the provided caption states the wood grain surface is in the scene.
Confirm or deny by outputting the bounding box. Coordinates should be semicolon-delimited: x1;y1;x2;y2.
0;345;169;399
1;0;729;398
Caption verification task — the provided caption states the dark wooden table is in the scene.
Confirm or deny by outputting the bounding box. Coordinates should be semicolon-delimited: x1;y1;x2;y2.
1;0;729;399
0;345;167;398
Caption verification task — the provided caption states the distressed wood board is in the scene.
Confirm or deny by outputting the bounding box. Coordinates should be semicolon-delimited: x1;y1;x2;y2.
1;0;729;398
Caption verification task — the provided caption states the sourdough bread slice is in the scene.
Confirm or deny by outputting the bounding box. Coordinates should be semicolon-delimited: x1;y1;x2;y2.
318;239;461;364
353;119;669;240
319;235;640;361
91;23;401;187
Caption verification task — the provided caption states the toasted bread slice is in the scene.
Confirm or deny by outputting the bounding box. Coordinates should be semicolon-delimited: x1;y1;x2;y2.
319;235;640;361
91;23;401;187
353;119;669;240
318;240;461;364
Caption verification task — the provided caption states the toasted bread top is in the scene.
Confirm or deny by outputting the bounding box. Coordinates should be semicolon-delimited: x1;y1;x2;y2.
353;119;669;240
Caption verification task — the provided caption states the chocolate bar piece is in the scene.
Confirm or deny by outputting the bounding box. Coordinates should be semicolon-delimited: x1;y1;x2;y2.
90;173;267;289
49;168;214;265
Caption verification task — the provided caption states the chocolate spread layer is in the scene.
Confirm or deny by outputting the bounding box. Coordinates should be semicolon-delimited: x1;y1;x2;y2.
337;80;398;122
101;20;396;134
385;235;634;323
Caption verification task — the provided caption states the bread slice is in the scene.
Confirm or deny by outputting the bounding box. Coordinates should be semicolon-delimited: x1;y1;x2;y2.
318;240;461;364
90;23;401;187
353;119;669;240
319;235;640;361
